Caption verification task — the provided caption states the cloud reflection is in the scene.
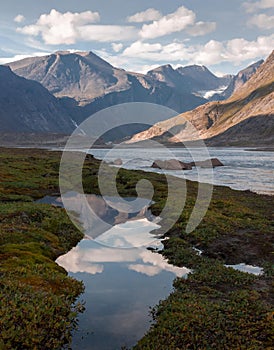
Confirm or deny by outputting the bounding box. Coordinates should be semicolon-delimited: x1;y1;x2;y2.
56;219;190;278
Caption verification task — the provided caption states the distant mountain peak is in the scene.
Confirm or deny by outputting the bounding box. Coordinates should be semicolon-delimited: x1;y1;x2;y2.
148;64;174;72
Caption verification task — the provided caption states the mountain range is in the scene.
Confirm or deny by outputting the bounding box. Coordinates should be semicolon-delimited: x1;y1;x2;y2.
0;49;272;145
8;51;214;122
129;50;274;146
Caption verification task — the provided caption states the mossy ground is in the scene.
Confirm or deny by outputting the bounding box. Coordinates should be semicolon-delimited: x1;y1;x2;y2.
0;148;85;350
0;147;273;349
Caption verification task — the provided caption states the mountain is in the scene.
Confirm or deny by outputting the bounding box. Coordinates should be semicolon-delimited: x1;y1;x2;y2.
0;65;75;133
147;64;232;95
7;51;210;122
211;60;264;101
8;51;128;105
129;50;274;146
176;65;232;91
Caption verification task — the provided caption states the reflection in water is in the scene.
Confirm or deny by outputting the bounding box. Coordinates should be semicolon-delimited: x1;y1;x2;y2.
57;219;189;278
225;263;263;275
60;191;159;247
56;206;190;349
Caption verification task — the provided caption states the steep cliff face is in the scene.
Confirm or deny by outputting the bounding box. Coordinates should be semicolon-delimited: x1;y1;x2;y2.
0;65;75;133
211;60;264;101
129;51;274;146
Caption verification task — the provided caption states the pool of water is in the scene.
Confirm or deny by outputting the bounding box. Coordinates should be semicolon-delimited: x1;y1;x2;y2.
57;219;190;350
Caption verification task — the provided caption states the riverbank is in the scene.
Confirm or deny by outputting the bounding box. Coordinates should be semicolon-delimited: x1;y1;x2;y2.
0;147;273;349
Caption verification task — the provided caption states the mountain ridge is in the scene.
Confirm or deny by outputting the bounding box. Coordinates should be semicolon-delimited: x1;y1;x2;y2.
129;50;274;146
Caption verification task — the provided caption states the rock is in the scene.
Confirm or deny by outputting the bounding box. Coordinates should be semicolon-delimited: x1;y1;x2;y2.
191;158;224;168
113;158;123;166
152;159;192;170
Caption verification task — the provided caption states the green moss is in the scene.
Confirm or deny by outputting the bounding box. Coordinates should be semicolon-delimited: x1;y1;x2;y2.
0;148;85;349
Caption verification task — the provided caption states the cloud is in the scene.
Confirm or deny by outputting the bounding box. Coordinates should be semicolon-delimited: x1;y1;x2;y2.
224;35;274;63
186;21;216;36
112;43;123;52
80;25;137;42
121;34;274;67
17;9;100;45
14;14;25;23
138;6;216;39
127;8;162;23
0;52;51;64
243;0;274;13
248;13;274;29
139;6;196;39
16;9;137;45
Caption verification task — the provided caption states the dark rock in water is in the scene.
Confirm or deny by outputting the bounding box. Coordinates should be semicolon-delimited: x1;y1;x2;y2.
191;158;224;168
152;159;192;170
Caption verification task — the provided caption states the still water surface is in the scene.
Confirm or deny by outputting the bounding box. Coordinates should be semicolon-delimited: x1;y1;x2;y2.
57;219;189;350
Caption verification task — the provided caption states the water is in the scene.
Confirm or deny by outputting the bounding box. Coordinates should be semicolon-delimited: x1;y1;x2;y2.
52;193;189;349
57;220;190;350
87;147;274;195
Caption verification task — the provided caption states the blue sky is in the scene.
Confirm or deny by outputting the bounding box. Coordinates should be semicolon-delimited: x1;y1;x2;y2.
1;0;273;75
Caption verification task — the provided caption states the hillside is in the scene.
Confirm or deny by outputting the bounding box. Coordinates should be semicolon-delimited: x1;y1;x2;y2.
0;65;75;133
129;50;274;146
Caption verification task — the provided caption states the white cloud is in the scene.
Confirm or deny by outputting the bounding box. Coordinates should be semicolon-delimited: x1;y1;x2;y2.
248;13;274;29
243;0;274;13
121;34;274;68
186;21;216;36
16;9;139;45
112;43;123;52
193;40;225;65
17;9;100;44
127;8;162;23
123;41;164;60
14;14;25;23
0;52;51;64
139;6;196;39
17;9;137;44
224;35;274;63
80;25;137;42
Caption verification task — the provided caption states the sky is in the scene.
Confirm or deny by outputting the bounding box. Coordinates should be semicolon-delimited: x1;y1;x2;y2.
0;0;274;75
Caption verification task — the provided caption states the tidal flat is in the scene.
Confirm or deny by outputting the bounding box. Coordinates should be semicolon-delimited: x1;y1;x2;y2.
0;147;273;349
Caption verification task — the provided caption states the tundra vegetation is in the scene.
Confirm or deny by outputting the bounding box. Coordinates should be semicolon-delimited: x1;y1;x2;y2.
0;148;273;349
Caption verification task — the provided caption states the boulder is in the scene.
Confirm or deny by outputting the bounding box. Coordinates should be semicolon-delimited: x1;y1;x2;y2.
152;159;192;170
191;158;224;168
109;158;123;166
